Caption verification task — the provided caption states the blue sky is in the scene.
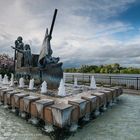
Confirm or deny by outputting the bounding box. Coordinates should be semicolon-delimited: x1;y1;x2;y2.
0;0;140;68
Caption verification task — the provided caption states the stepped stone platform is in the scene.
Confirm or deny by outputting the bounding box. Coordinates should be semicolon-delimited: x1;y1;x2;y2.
0;84;123;131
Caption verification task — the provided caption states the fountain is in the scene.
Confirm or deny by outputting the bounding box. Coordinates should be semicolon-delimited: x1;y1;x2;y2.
19;77;25;88
41;81;47;94
69;123;78;132
44;123;54;133
58;79;66;96
28;117;39;125
74;77;78;88
10;73;14;87
94;109;100;116
28;79;34;90
2;74;9;85
89;76;96;89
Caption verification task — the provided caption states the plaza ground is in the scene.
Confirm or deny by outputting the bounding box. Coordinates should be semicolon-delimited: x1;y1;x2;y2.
0;91;140;140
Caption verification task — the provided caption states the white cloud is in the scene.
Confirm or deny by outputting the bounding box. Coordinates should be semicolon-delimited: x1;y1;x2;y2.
0;0;139;67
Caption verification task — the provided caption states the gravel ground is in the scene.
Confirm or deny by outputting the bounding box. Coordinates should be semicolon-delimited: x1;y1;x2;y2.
0;94;140;140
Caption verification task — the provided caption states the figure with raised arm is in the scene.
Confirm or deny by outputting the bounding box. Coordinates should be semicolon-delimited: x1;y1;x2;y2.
11;44;32;67
14;36;24;68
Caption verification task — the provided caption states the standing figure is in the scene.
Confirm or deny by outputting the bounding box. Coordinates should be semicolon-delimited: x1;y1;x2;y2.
11;44;32;67
23;44;32;67
14;36;24;68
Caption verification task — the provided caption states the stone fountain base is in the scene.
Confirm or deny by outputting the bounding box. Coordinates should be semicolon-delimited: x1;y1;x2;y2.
0;84;123;132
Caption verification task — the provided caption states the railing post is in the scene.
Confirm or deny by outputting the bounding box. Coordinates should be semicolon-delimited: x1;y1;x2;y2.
136;77;138;90
72;75;74;84
109;76;112;85
89;75;90;84
82;73;84;85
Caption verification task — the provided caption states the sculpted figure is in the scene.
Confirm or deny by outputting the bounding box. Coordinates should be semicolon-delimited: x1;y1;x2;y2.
14;36;24;67
38;28;59;68
12;44;32;67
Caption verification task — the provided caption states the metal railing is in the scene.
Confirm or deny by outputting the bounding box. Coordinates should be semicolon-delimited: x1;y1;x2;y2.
64;73;140;90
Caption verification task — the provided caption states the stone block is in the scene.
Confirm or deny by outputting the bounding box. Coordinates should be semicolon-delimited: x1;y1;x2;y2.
44;107;53;124
111;87;123;96
98;90;112;103
35;99;54;119
51;103;73;128
0;88;6;102
71;106;79;123
68;99;89;118
13;93;29;108
91;92;106;107
0;89;13;102
30;102;38;117
103;88;117;98
19;98;24;112
81;95;97;112
4;91;20;105
23;96;40;113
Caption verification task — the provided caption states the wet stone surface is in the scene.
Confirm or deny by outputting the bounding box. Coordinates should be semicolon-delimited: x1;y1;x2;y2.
0;94;140;140
0;107;49;140
70;94;140;140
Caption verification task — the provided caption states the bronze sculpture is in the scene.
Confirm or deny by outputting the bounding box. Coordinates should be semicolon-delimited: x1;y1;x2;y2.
38;28;59;68
14;36;24;68
11;44;32;67
12;9;63;89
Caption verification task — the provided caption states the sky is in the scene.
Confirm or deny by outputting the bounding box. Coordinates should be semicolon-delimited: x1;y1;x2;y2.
0;0;140;68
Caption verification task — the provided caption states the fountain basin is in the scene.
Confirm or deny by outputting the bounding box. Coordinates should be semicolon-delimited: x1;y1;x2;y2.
0;85;123;131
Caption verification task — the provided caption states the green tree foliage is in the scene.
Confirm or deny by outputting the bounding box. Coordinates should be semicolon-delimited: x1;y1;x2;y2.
64;63;140;74
0;54;14;76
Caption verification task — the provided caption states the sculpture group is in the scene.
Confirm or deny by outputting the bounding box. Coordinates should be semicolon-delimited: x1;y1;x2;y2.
12;36;32;67
12;9;63;89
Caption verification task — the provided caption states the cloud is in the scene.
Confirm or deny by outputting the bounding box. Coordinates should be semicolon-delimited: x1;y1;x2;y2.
0;0;139;67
